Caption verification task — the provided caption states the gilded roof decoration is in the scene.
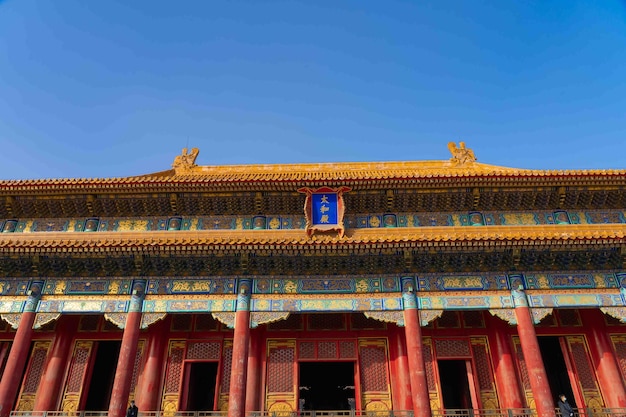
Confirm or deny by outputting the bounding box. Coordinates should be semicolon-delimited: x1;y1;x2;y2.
171;147;199;174
447;142;477;165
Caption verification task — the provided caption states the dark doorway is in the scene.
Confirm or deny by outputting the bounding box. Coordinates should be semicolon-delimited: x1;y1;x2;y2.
299;362;355;411
438;360;473;410
84;341;121;410
538;337;577;408
184;362;218;411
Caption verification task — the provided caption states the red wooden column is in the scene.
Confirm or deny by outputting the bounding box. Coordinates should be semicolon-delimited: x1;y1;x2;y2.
34;315;80;411
245;326;262;412
0;344;9;374
108;280;146;417
581;309;626;408
487;312;524;409
393;325;413;411
401;277;431;417
136;317;168;411
228;279;252;417
512;287;555;417
0;281;42;417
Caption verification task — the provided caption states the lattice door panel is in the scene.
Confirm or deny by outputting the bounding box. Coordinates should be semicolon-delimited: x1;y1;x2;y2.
218;340;233;411
265;339;296;413
610;334;626;380
512;336;534;409
423;338;441;413
161;340;186;414
564;336;605;408
15;341;51;411
129;340;145;403
61;340;94;412
470;337;499;410
358;338;392;412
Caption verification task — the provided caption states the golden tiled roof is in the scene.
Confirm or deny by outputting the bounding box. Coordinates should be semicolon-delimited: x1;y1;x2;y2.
1;224;624;253
1;160;625;192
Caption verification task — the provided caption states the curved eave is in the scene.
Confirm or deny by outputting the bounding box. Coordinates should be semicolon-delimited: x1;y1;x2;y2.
1;161;625;194
0;224;624;254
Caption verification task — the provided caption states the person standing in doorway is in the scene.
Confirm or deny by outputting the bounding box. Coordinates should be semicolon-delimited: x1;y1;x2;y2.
558;394;574;417
126;400;139;417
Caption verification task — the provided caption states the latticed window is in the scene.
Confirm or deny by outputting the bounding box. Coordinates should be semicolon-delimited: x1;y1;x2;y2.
351;313;386;330
308;313;346;330
194;314;220;331
78;315;100;331
435;311;461;328
171;314;193;331
268;314;303;330
462;311;485;328
434;339;471;358
186;342;221;360
558;309;582;327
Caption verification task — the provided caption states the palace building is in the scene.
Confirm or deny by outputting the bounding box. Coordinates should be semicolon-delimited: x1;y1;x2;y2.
1;143;626;417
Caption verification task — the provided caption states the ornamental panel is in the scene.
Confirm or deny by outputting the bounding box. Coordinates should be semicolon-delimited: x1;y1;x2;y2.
16;341;51;411
423;339;440;412
318;341;338;359
129;340;145;403
299;342;315;359
471;337;499;410
308;313;346;330
611;335;626;380
340;341;357;359
434;339;472;358
513;337;533;409
218;340;234;411
558;309;582;327
268;314;303;331
61;340;94;412
265;340;296;412
565;336;605;408
171;314;193;332
358;339;391;411
194;314;220;331
161;340;185;413
351;313;386;330
186;341;221;360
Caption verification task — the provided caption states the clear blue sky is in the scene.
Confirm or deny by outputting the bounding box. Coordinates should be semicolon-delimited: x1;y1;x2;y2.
1;1;625;179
